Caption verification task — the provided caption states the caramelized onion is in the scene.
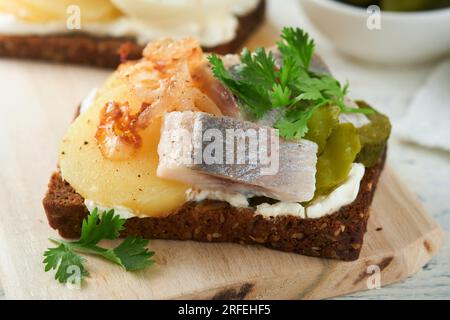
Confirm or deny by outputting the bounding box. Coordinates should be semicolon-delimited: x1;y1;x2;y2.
96;38;228;160
95;101;141;161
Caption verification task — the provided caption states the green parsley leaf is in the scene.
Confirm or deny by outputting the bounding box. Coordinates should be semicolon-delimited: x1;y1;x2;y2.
210;27;372;140
277;27;315;69
108;237;155;271
44;209;155;285
237;47;277;90
277;56;309;92
78;208;125;246
43;244;89;284
209;54;272;118
275;104;321;140
270;83;292;108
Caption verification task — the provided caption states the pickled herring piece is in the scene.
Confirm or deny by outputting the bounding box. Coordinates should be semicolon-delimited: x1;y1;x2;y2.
157;111;318;202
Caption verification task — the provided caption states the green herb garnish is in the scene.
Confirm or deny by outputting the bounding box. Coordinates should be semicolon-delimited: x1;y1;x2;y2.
43;208;155;284
209;27;372;140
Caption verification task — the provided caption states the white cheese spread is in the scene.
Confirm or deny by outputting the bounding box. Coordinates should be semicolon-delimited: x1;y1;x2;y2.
84;199;137;219
0;0;260;47
256;202;306;218
339;112;370;128
306;163;365;218
339;97;370;128
187;163;365;219
186;188;249;208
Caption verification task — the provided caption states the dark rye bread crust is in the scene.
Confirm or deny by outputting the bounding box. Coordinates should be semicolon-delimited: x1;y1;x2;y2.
43;150;386;261
0;0;265;68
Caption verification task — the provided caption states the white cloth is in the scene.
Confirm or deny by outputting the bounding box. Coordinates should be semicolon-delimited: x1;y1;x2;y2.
396;59;450;152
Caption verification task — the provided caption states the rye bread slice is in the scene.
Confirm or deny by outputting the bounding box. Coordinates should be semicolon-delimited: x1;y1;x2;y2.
0;0;265;68
43;147;386;261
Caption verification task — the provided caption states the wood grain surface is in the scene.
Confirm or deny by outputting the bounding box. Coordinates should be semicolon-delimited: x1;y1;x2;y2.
0;57;443;299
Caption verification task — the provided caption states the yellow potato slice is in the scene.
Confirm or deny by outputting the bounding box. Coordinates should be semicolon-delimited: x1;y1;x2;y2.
59;71;189;217
0;0;122;23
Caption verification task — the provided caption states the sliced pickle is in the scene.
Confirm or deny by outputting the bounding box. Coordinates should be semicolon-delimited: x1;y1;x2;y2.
305;105;340;155
355;101;391;167
341;0;375;7
0;0;122;23
380;0;450;12
315;123;361;196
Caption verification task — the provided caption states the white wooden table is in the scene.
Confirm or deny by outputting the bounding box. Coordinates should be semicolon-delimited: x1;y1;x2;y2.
0;0;448;299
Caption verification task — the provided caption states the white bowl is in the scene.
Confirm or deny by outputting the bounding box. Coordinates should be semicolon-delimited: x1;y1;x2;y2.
298;0;450;65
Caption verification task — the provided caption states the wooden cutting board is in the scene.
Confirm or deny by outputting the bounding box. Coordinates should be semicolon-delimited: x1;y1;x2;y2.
0;58;443;300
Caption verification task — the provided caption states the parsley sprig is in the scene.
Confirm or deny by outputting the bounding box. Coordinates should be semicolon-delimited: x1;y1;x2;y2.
43;208;155;284
209;27;372;140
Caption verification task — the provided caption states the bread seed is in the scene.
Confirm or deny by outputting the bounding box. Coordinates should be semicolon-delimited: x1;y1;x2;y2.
183;232;192;239
249;235;265;243
291;233;304;240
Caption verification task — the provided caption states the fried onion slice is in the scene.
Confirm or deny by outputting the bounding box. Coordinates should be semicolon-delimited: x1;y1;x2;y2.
96;38;224;161
95;101;141;161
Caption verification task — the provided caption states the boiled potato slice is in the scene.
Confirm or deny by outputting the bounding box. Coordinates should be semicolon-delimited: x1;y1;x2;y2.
59;71;189;217
0;0;122;23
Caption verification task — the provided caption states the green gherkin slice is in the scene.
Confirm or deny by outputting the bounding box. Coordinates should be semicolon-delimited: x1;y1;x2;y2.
355;101;391;167
342;0;375;7
315;123;361;196
304;105;340;155
380;0;450;12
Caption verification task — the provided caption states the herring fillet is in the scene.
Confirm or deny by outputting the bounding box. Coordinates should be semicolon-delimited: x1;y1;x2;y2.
157;111;318;202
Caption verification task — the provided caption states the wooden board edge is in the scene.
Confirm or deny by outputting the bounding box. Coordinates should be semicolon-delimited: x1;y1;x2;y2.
0;223;442;300
169;219;444;300
0;167;443;300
